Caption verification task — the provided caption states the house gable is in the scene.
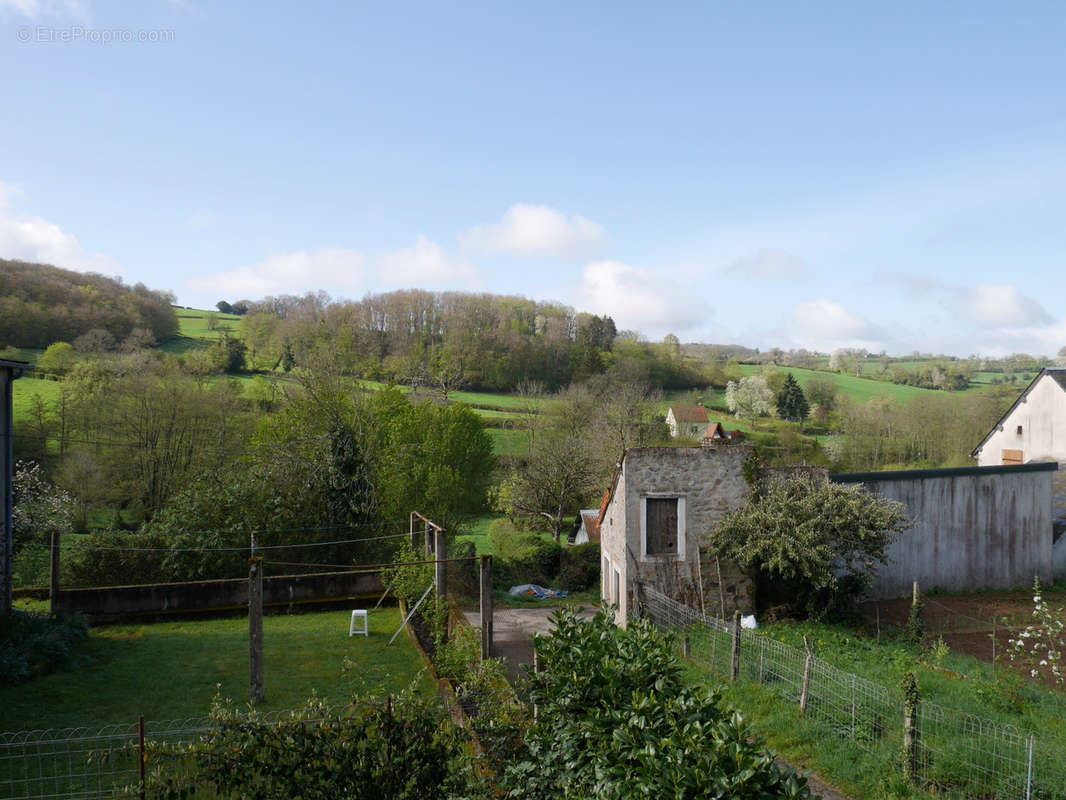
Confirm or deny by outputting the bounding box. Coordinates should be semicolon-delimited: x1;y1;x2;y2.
972;369;1066;464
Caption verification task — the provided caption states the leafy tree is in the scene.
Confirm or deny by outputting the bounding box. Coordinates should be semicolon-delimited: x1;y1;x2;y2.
725;375;774;425
36;342;77;376
804;375;838;412
215;300;233;314
711;474;909;618
775;372;809;422
505;609;813;799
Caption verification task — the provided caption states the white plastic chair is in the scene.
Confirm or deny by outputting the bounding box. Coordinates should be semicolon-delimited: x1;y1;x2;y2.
349;609;368;637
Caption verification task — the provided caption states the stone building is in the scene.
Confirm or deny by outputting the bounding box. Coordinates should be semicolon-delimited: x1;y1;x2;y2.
598;442;754;627
665;405;710;439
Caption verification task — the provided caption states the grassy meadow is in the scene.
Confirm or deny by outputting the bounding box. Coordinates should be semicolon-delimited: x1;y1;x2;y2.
0;607;434;732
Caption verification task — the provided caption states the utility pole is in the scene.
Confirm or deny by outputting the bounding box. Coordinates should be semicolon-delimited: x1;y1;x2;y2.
1;359;32;615
249;533;265;704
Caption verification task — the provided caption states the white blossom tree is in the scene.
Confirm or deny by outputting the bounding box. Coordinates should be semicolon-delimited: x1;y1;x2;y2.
725;376;774;426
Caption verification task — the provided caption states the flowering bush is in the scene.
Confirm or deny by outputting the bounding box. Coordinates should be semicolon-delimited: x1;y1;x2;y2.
1006;578;1064;686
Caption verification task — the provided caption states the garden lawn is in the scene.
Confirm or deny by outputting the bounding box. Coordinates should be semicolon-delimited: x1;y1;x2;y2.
0;608;434;732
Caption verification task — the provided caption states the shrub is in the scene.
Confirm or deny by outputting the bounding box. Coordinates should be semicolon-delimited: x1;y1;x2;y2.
711;474;909;619
0;609;89;684
558;542;600;590
504;609;814;799
140;692;489;799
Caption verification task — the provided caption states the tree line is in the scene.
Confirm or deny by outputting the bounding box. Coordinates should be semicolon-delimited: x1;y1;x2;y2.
12;349;495;587
239;289;707;392
0;259;178;350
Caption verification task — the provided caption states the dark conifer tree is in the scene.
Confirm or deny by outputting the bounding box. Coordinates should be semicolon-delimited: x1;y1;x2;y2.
775;372;809;422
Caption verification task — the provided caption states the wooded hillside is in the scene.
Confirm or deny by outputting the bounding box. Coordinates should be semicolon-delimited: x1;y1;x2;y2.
0;259;178;349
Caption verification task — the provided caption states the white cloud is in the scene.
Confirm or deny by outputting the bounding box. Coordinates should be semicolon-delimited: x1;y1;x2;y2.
576;260;709;337
189;236;479;301
0;180;119;274
788;299;881;350
376;235;479;289
460;204;607;259
725;248;809;281
0;0;88;20
189;248;366;298
958;283;1052;328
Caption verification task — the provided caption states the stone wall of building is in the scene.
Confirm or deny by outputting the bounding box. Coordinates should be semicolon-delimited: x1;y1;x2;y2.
600;444;755;625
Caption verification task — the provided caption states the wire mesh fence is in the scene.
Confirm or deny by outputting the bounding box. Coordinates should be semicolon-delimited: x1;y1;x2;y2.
0;698;456;800
640;584;1066;800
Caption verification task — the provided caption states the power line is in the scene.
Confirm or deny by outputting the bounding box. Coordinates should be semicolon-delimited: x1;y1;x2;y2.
54;531;415;553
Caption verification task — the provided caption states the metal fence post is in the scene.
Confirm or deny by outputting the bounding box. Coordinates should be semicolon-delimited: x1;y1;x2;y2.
49;530;61;614
799;636;813;716
1026;734;1035;800
730;611;742;681
850;674;857;739
480;555;493;660
758;633;765;684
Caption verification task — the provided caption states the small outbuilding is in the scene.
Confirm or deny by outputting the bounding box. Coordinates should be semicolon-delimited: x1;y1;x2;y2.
665;405;710;439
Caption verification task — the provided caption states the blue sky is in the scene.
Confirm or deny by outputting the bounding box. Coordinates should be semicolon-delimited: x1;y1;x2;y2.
2;0;1065;357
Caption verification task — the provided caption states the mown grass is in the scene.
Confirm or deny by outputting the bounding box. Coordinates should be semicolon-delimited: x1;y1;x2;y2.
0;608;434;732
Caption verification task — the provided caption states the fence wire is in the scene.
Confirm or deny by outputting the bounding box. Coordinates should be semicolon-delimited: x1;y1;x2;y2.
0;699;449;800
640;585;1066;800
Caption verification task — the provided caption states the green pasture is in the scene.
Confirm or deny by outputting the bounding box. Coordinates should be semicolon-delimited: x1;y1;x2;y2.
0;607;434;732
738;364;941;405
12;376;62;420
486;426;528;457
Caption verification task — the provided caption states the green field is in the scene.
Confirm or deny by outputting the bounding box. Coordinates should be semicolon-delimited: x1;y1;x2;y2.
0;608;433;732
737;364;942;405
11;376;62;420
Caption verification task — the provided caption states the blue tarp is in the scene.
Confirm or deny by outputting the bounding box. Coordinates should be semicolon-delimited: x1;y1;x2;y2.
508;583;568;599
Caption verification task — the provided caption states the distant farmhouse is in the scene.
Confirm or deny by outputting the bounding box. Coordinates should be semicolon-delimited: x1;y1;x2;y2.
972;368;1066;467
665;405;710;438
971;367;1066;570
569;508;601;546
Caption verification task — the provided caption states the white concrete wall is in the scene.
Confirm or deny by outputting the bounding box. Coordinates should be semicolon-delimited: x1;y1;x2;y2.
976;373;1066;466
835;465;1055;599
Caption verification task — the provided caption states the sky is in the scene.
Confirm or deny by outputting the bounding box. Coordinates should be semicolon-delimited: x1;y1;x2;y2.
2;0;1065;357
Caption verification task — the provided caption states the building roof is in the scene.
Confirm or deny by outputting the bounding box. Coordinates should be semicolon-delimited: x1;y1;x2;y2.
971;368;1066;457
669;405;709;423
0;358;33;376
578;510;601;543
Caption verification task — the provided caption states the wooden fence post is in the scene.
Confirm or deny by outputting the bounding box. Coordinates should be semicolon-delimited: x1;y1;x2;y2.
730;611;742;681
799;636;814;716
683;634;691;659
249;534;265;705
49;530;61;614
434;527;446;599
480;555;493;660
902;671;919;785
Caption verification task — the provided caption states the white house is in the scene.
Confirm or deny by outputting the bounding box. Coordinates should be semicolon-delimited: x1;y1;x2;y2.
665;405;710;438
971;368;1066;579
971;368;1066;467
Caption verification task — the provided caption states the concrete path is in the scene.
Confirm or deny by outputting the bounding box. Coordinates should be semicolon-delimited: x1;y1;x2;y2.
463;606;597;683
